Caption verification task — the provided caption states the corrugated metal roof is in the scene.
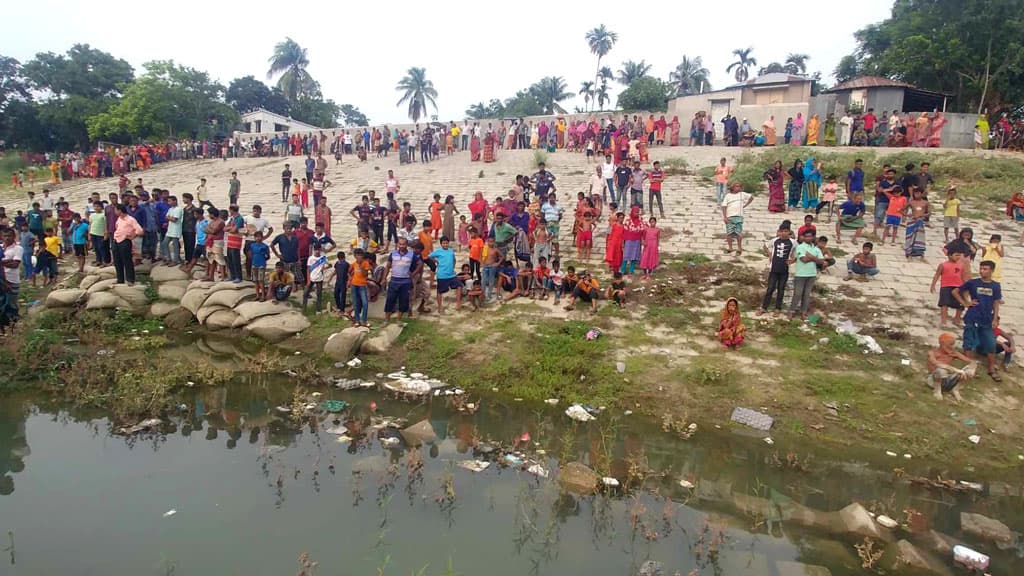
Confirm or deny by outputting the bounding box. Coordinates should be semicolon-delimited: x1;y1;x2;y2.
829;76;916;91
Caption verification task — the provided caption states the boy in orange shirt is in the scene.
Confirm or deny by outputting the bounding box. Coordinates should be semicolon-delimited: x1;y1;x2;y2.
467;227;484;281
418;220;435;280
882;186;907;245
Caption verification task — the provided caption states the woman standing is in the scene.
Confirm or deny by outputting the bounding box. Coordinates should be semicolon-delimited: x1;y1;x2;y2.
823;114;837;146
801;157;822;211
764;161;786;212
791;113;805;146
762;116;777;146
620;206;645;276
669;116;681;146
604;211;624;274
806;114;821;146
483;132;496;163
975;115;991;149
787;159;805;210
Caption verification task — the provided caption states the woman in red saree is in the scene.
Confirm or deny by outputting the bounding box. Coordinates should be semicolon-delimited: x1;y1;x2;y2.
717;297;746;349
669;116;681;146
468;192;489;235
470;135;482;161
617;133;629;162
604;211;624;273
655;116;667;145
315;198;332;235
764;161;786;212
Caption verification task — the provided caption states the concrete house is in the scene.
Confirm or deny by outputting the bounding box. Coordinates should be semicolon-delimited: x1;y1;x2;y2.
238;109;324;137
823;76;949;114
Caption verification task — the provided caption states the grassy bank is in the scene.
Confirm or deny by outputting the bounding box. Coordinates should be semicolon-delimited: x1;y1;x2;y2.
694;146;1024;216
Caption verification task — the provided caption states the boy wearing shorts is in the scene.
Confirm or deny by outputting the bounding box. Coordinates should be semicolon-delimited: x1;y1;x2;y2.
720;183;753;255
71;213;89;273
428;236;461;314
250;231;271;301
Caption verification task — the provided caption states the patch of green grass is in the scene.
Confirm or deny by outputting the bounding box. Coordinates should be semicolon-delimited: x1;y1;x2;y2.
532;149;548;167
661;157;689;176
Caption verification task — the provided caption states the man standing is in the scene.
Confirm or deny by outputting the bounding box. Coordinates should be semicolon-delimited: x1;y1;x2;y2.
531;163;557;200
648;161;665;218
862;108;877;133
228;171;241;206
163;195;183;265
1;229;23;333
720;183;754;255
614;161;632;208
629;160;647;210
281;163;293;202
759;223;794;316
845;159;865;199
600;154;616;205
112;204;144;285
384;237;422;321
181;193;197;266
789;229;826;318
838;112;854;146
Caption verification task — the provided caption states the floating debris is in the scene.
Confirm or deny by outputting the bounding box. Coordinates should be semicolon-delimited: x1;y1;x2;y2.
953;545;990;571
320;400;348;413
565;404;595;422
544;398;559;405
679;479;695;489
526;464;549;478
458;460;491;473
346;358;362;368
968;435;981;444
763;437;775;445
162;509;177;518
602;477;620;487
876;515;898;529
731;407;774;431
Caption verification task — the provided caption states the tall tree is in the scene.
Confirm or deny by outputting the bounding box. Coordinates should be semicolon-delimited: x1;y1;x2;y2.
578;81;595;111
850;0;1024;113
532;76;571;114
338;104;369;127
833;55;861;84
616;77;671;112
226;75;290;115
784;53;810;74
266;37;316;104
585;25;619;91
395;67;438;123
290;97;340;128
616;59;652;86
595;82;611;110
668;55;710;96
726;47;758;83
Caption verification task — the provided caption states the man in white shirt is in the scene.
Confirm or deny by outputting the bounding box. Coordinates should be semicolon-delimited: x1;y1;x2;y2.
2;229;24;332
163;195;184;265
720;183;754;255
600;154;616;205
588;165;607;205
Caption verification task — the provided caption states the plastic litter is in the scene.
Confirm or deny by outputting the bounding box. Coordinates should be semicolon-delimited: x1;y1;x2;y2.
325;425;348;436
968;434;981;444
730;407;774;431
275;405;292;414
953;545;990;570
834;319;884;354
458;460;491;473
958;481;983;492
763;437;774;445
320;400;349;413
585;328;602;340
526;464;549;478
545;398;559;405
679;479;695;489
602;477;620;487
876;515;898;529
901;358;912;366
335;435;352;443
380;437;400;447
163;509;177;518
886;450;898;457
615;361;626;373
503;454;523;467
565;404;595;422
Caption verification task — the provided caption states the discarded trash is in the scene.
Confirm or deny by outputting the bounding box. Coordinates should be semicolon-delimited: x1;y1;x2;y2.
185;381;195;387
320;400;348;413
335;435;352;443
325;425;348;436
120;418;163;435
401;419;438;445
901;358;912;366
163;509;177;518
964;418;977;426
763;437;775;445
602;477;620;487
615;361;626;373
526;464;549;478
545;398;559;405
886;450;898;457
275;405;292;414
623;410;633;416
565;404;595;422
639;560;664;576
968;434;981;444
876;515;898;529
679;479;695;489
503;454;523;467
730;407;774;431
953;545;990;570
293;351;302;355
282;369;299;377
834;319;884;353
311;392;322;399
585;328;602;340
380;437;400;447
346;357;362;368
903;454;913;459
458;460;491;473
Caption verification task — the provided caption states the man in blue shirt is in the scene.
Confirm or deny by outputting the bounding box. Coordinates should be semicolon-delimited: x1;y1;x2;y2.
26;203;44;237
428;235;461;314
304;153;315;183
845;159;865;196
383;237;423;321
954;260;1003;380
271;223;301;288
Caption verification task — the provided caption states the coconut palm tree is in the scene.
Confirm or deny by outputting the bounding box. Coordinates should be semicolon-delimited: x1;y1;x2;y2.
599;66;614;83
266;37;317;103
784;53;810;75
596;82;610;110
726;47;758;83
395;67;438;123
533;76;572;114
668;55;711;96
578;81;595;111
585;25;618;89
616;59;652;86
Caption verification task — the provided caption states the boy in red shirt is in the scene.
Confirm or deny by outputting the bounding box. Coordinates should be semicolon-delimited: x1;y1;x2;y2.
930;250;964;327
648;161;665;218
534;256;551;299
883;186;908;245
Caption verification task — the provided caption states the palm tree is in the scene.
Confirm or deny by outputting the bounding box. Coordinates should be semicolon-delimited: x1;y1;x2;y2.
598;66;614;83
395;67;438;123
668;55;711;96
585;25;618;89
578;81;595;111
616;59;652;86
533;76;572;114
596;82;610;110
465;102;488;119
266;37;316;103
784;53;810;75
726;47;758;83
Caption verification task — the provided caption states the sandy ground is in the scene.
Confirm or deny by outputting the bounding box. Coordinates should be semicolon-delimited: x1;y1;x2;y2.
3;145;1022;340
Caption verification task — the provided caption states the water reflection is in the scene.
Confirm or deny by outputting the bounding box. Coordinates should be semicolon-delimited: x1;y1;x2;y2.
1;374;1023;575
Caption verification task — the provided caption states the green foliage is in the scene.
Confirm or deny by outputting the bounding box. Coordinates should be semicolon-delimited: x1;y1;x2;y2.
266;37;316;104
668;56;711;97
395;67;438;123
226;75;290;115
290;97;340;129
850;0;1024;113
533;76;571;114
532;150;549;168
338;104;369;127
616;77;671;112
87;60;238;142
22;44;134;100
616;59;652;86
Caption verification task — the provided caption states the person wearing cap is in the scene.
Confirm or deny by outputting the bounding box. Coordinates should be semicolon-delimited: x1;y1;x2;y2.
927;333;976;402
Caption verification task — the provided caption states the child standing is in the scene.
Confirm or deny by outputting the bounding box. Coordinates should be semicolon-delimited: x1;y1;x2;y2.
71;213;89;273
575;202;595;261
467;227;484;281
429;194;443;240
942;187;961;242
457;215;470;251
816;176;839;222
714;157;733;204
930;251;964;327
300;178;310;209
250;231;271;301
549;259;564;304
883;186;908;245
39;227;61;286
982;234;1004;282
640;216;661;279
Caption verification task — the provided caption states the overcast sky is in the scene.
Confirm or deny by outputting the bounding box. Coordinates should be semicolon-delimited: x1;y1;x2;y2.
7;0;895;125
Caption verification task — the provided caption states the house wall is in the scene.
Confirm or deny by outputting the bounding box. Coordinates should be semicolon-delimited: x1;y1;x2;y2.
865;88;905;115
939;113;977;149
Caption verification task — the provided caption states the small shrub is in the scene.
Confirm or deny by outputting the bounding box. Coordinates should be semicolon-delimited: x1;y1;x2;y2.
532;149;548;167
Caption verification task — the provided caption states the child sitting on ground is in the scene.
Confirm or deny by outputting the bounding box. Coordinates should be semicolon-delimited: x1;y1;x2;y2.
607;271;627;306
456;264;483;309
497;259;520;300
815;236;836;273
518;261;535;297
994;315;1015;371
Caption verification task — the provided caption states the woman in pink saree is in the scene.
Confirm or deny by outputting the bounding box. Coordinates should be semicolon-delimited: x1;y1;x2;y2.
791;113;805;146
669;116;681;146
470;135;481;161
927;112;947;147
